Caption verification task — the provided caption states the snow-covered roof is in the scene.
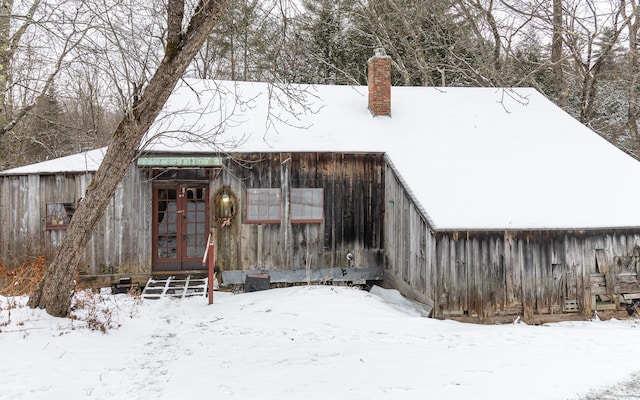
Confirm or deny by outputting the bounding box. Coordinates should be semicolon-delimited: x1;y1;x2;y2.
3;79;640;230
0;147;107;175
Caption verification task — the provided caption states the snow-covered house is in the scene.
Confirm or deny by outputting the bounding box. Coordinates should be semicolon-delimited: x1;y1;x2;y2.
2;50;640;322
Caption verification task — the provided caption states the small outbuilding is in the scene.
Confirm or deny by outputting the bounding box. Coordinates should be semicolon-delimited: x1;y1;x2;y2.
2;50;640;322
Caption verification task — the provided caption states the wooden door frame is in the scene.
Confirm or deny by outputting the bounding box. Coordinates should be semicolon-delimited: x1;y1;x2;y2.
151;184;209;272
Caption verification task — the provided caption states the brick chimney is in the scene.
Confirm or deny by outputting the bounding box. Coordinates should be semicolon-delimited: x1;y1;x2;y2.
367;48;391;116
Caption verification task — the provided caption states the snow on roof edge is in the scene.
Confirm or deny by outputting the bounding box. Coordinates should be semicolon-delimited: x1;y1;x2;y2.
0;147;106;176
383;154;437;230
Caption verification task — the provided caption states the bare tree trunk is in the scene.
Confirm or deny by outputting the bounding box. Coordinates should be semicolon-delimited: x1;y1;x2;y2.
624;0;640;147
579;19;623;123
0;0;42;131
551;0;568;109
28;0;229;317
0;0;13;122
453;0;505;85
482;0;502;79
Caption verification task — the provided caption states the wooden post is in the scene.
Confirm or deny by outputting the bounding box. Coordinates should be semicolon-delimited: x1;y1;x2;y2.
207;241;215;305
203;231;216;305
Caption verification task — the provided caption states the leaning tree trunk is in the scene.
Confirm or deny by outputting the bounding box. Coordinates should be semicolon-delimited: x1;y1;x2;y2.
28;0;229;317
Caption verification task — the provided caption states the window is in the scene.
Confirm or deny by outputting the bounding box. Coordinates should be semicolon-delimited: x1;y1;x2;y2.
291;188;324;223
150;168;211;181
46;203;76;229
246;188;281;223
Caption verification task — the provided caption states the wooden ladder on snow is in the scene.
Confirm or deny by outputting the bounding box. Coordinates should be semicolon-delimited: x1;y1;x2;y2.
141;275;208;299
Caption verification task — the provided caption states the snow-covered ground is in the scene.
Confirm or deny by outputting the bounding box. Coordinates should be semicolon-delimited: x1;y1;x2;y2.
1;285;639;400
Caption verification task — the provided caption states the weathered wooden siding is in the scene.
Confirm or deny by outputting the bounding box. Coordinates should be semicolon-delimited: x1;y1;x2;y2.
87;165;152;275
382;161;436;309
40;173;91;261
434;230;640;322
211;152;386;277
2;153;384;282
0;166;152;274
0;175;43;266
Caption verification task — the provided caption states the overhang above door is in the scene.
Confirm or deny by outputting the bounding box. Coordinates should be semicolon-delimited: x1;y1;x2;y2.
137;155;223;168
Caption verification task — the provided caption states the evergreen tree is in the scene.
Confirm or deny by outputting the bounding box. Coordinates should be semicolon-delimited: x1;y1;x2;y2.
1;84;69;167
507;29;554;93
30;85;68;159
291;0;368;85
353;0;481;86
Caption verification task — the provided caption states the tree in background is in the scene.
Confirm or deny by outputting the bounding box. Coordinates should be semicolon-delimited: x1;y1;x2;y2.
2;0;638;167
621;0;640;154
62;64;118;152
551;0;569;109
0;86;65;168
506;28;555;92
0;1;91;163
16;85;68;162
192;0;284;81
290;0;368;85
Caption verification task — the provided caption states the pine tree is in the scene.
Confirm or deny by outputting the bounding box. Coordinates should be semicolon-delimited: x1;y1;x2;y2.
292;0;368;85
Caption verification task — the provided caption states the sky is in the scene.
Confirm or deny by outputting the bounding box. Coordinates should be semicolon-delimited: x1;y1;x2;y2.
2;285;640;400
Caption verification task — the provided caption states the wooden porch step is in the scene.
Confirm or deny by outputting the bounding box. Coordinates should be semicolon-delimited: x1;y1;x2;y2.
141;275;208;300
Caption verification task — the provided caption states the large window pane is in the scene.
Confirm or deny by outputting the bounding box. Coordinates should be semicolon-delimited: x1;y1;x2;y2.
247;188;281;223
291;188;323;223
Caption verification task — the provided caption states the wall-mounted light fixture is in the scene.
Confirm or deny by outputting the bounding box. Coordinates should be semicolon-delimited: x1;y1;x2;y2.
218;188;235;228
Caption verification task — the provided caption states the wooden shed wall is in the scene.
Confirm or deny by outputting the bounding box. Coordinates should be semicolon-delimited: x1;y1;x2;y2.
433;230;640;322
0;166;152;274
382;162;435;308
0;174;42;266
211;152;386;276
84;165;152;275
